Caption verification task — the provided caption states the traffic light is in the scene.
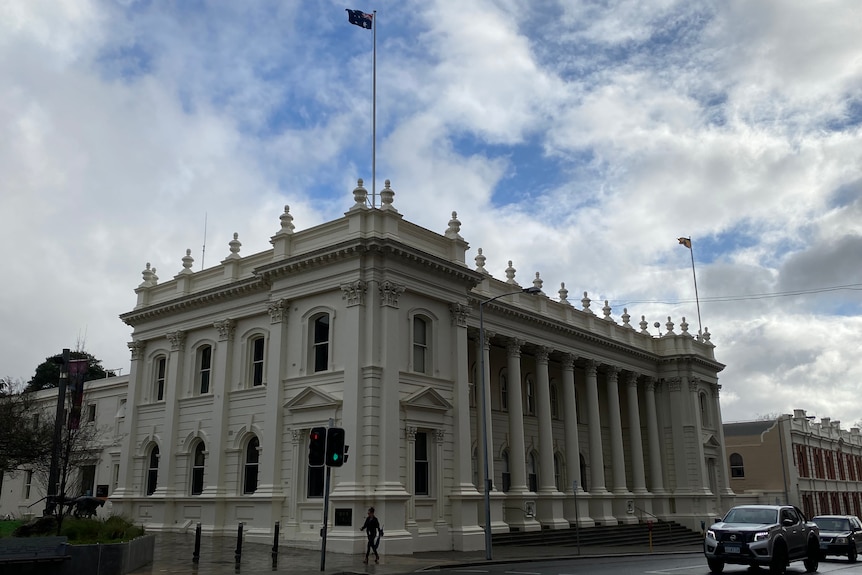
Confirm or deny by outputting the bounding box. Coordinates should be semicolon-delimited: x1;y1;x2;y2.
326;427;346;467
309;427;326;467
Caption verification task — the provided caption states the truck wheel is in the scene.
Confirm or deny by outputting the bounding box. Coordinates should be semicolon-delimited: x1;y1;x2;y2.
770;542;787;575
849;543;857;563
707;558;724;574
804;540;819;572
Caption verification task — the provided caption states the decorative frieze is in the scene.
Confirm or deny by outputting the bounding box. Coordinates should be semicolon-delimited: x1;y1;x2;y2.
666;377;682;392
625;372;638;388
434;428;445;442
341;280;367;307
688;376;701;393
506;338;524;358
405;426;417;441
535;346;550;364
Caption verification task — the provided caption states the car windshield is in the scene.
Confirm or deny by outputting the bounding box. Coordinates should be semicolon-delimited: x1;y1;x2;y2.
814;518;850;532
724;508;778;524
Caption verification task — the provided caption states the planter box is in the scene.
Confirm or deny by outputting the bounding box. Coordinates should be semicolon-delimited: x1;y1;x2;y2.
60;534;155;575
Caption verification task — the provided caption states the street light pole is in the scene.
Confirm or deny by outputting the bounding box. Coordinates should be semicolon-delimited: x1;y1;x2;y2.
478;287;541;560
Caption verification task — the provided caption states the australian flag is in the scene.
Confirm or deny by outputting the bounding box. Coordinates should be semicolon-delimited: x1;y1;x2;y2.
346;9;373;29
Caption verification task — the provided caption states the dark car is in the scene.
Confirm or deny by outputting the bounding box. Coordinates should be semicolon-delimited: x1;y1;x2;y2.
704;504;819;574
812;514;862;562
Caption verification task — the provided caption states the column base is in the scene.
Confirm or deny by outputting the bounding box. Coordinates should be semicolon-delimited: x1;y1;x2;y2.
563;491;594;527
588;493;617;526
502;493;542;532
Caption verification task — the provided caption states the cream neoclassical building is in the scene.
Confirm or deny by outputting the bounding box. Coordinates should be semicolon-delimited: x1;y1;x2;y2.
87;181;732;553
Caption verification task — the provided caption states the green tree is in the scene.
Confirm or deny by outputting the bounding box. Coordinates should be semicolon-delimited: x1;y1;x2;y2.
25;351;115;393
0;378;54;476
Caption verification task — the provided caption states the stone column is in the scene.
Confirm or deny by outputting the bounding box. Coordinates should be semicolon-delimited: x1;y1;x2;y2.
561;354;592;526
434;429;447;528
585;360;615;524
448;304;482;550
477;329;495;493
156;329;186;527
625;372;648;495
114;340;146;503
257;299;288;500
643;377;667;519
688;377;710;494
606;366;634;523
506;339;528;494
285;429;304;529
712;384;734;498
204;319;234;499
534;347;568;528
405;426;417;530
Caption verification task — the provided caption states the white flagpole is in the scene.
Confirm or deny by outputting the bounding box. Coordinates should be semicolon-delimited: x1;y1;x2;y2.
372;10;377;208
686;237;704;340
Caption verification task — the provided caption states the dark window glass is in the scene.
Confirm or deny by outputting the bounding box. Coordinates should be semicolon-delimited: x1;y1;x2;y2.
313;315;330;372
156;357;166;401
147;446;159;495
415;432;429;495
730;452;745;478
252;337;265;386
413;317;427;373
244;437;260;494
191;443;205;495
307;465;324;498
199;346;212;394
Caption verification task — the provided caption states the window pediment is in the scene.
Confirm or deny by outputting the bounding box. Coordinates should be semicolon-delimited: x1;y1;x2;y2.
401;386;451;428
285;386;341;426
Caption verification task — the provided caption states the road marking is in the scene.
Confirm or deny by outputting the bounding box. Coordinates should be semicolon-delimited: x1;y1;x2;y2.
644;567;705;574
504;571;541;575
451;570;490;573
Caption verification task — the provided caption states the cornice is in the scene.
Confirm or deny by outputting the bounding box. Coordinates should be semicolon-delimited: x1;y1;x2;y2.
120;277;267;326
470;296;724;372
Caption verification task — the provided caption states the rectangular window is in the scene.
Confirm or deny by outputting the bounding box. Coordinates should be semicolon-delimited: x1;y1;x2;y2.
313;315;330;373
87;404;96;423
251;337;265;386
415;432;429;496
113;464;120;491
307;466;324;498
24;470;33;499
413;317;427;373
80;464;96;496
155;357;166;401
198;346;212;394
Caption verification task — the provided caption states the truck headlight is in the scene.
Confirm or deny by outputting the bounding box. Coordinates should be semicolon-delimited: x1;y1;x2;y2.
836;537;847;544
754;531;769;542
706;529;716;540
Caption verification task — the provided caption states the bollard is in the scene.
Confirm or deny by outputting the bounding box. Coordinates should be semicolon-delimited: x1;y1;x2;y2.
271;520;280;567
235;522;244;565
193;522;202;564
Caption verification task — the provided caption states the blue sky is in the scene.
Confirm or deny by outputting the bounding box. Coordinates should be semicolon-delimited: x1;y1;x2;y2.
2;0;862;425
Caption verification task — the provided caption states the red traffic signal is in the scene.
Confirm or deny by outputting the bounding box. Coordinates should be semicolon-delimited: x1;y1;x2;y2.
308;427;327;467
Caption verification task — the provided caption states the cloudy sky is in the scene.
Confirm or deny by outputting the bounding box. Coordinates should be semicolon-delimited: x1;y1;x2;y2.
2;0;861;425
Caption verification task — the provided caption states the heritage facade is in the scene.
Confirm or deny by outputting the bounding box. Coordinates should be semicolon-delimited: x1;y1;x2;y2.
725;409;862;518
2;181;734;553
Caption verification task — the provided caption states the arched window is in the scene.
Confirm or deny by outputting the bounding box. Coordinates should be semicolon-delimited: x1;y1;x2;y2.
412;315;429;373
579;453;588;492
550;383;559;419
699;392;710;426
525;377;535;415
554;452;563;491
528;452;538;492
243;437;260;494
501;450;511;492
190;442;206;495
146;445;159;496
153;356;167;401
196;345;212;394
499;370;508;411
311;313;330;373
250;336;265;386
730;452;745;478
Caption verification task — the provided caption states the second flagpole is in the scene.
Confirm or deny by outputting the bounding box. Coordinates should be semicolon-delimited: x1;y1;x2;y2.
372;10;377;207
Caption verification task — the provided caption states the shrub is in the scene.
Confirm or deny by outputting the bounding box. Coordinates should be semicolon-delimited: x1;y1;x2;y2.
10;515;143;543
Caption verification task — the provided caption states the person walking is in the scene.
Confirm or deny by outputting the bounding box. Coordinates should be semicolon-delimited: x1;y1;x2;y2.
360;507;382;563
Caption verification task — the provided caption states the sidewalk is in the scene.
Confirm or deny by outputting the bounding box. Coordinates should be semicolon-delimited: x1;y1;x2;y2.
129;532;704;575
